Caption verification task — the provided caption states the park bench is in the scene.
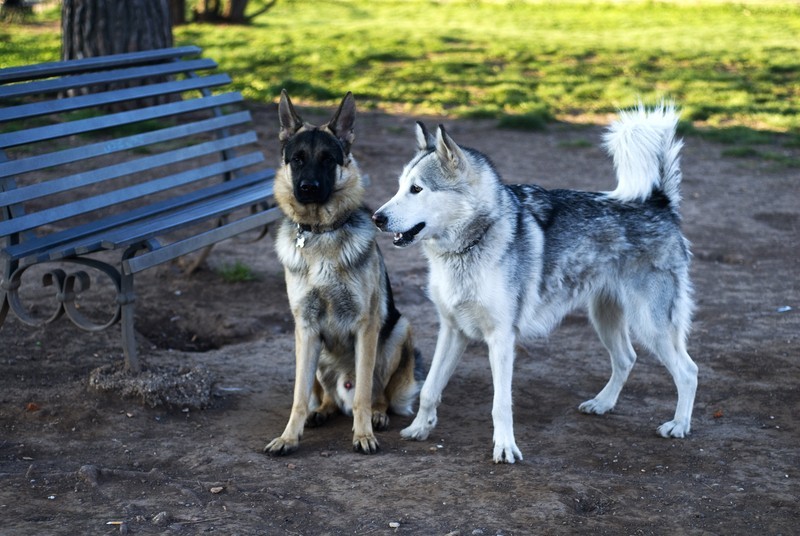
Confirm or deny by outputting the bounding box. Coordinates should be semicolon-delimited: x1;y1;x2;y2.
0;46;280;373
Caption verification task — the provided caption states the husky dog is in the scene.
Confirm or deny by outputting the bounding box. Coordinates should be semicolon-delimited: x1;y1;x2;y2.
264;91;421;455
373;104;698;463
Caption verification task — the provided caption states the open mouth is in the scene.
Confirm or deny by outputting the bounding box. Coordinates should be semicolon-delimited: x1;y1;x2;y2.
393;222;426;247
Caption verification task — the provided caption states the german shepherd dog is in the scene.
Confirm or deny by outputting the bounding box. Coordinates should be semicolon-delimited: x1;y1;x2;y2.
265;91;421;455
373;104;698;463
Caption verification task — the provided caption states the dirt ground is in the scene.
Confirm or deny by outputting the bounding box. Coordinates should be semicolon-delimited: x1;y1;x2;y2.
1;103;798;535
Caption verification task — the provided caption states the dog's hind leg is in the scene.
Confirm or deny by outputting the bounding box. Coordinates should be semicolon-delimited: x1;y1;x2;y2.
371;391;391;431
630;282;698;438
650;333;697;438
306;378;339;428
579;294;637;415
401;322;467;442
385;336;422;417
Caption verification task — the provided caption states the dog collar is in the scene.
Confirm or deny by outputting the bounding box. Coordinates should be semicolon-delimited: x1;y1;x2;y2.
453;220;493;256
294;216;352;248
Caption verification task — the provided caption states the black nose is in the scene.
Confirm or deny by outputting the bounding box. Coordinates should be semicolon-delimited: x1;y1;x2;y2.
372;211;387;230
295;180;329;204
299;180;319;194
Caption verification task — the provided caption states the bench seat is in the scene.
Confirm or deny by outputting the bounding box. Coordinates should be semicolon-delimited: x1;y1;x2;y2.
0;46;280;372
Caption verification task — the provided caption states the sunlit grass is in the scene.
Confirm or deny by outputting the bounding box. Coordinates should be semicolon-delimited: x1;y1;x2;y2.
1;0;798;134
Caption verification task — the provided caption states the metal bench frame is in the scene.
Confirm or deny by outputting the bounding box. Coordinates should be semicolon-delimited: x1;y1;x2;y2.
0;46;280;372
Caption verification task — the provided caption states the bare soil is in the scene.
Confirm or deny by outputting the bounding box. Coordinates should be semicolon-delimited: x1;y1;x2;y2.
1;104;798;535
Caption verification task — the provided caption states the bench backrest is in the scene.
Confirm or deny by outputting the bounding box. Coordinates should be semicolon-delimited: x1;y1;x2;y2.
0;46;274;267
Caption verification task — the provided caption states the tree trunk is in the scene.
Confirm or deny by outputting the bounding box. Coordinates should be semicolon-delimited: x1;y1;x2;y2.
193;0;277;25
193;0;222;22
62;0;173;61
169;0;186;25
61;0;174;107
1;0;33;22
223;0;248;23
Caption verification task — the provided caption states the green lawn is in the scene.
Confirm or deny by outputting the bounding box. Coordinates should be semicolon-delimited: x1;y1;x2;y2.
1;0;798;134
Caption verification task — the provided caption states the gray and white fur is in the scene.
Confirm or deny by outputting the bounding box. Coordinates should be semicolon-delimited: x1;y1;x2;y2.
372;103;698;463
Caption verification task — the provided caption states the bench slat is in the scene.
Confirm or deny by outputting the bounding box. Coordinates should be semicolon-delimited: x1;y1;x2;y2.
97;181;275;251
0;58;218;100
54;176;273;260
0;46;202;84
1;147;263;236
1;130;258;209
124;205;281;274
0;92;244;148
0;73;232;123
6;168;274;263
0;111;252;180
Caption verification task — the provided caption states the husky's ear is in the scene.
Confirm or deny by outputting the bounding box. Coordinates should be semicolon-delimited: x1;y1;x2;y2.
415;121;435;152
326;92;356;155
278;90;304;145
435;124;467;171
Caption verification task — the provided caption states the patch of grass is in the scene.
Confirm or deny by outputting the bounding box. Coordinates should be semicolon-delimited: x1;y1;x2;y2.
781;135;800;149
216;261;259;284
721;146;761;158
720;146;800;167
559;139;593;149
497;109;552;131
694;126;776;145
762;151;800;167
2;1;799;133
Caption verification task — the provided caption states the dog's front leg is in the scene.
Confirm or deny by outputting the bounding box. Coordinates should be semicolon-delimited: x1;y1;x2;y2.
401;321;467;441
353;319;380;454
487;331;523;463
264;327;321;456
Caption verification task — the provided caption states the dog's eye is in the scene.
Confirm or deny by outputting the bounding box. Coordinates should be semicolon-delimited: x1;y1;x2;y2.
410;184;423;194
291;153;305;166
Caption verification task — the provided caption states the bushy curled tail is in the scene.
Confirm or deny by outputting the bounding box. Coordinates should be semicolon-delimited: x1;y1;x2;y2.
604;102;683;209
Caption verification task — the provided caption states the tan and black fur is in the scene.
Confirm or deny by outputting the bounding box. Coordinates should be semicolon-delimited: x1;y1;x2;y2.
264;91;421;455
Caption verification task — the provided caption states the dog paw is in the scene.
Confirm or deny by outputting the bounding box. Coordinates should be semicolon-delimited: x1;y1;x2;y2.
372;411;390;431
400;418;434;441
264;437;299;456
492;442;523;464
657;419;690;438
578;398;614;415
353;434;380;454
306;411;330;428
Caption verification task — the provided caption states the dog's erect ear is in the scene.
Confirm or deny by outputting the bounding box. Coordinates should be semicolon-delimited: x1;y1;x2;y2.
435;124;467;171
326;92;356;155
415;121;435;152
278;90;303;145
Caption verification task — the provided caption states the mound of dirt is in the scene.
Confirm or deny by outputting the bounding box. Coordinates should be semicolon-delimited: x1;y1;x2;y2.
88;362;217;409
